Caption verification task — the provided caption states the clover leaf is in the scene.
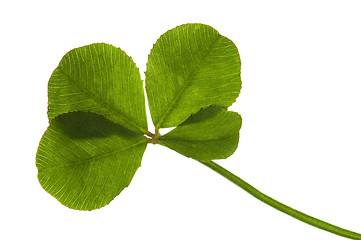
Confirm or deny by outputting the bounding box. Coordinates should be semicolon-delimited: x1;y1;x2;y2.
47;43;147;133
159;106;242;161
36;24;361;240
37;112;147;210
145;24;241;128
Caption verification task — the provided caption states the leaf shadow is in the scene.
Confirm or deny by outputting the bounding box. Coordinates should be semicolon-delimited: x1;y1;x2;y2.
180;105;225;126
53;111;141;140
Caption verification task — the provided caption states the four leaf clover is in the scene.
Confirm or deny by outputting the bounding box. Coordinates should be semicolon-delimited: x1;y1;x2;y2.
36;24;361;240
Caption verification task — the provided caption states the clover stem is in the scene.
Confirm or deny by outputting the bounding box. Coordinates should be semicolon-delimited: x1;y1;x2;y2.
145;130;160;144
145;131;156;138
155;126;161;137
200;160;361;240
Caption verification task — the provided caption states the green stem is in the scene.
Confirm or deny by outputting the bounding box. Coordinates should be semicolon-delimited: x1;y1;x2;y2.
145;131;156;138
155;126;161;137
200;160;361;240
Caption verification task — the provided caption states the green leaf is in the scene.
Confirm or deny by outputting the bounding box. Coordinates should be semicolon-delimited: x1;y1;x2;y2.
159;106;242;161
48;43;147;133
145;23;241;128
36;112;147;210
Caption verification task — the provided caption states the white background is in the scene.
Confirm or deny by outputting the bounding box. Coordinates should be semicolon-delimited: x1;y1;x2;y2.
1;0;361;239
